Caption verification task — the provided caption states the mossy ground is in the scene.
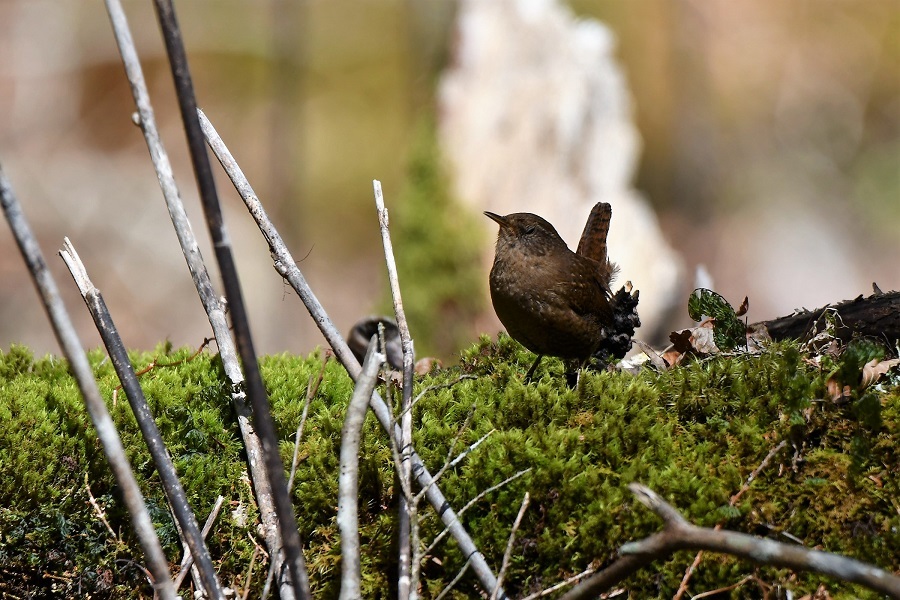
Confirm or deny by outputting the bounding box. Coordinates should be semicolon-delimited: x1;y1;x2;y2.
0;336;897;598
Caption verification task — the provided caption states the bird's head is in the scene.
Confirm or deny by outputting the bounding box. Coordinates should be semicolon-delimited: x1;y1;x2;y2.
484;211;568;258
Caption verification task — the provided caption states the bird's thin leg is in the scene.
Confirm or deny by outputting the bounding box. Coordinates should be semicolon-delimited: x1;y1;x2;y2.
569;358;590;390
525;355;544;382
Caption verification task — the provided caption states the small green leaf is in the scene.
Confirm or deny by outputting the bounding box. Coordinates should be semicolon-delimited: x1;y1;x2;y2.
688;289;746;351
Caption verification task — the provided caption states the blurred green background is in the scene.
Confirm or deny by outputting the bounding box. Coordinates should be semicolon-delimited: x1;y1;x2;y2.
0;0;897;361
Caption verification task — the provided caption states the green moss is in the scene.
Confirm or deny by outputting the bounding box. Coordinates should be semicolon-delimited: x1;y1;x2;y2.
0;339;897;598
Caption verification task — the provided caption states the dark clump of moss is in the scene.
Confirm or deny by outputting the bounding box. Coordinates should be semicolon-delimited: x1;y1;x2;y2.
0;338;897;598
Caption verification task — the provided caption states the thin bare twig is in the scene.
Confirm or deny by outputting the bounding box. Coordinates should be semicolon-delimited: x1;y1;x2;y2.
380;377;428;600
673;439;787;600
199;109;505;598
286;379;313;490
85;473;118;542
434;558;472;600
241;546;261;600
406;375;477;418
560;483;900;600
690;574;754;599
261;356;328;600
0;165;177;600
492;492;531;600
61;238;224;600
151;0;311;594
337;339;384;600
174;495;226;593
288;357;328;492
374;179;416;599
424;468;532;556
520;565;598;600
102;1;293;595
414;407;477;504
112;337;212;407
729;440;788;505
449;428;496;469
381;387;415;503
114;559;155;589
401;408;481;596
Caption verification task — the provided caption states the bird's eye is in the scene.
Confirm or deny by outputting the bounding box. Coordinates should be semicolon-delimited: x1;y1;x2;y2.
523;225;536;235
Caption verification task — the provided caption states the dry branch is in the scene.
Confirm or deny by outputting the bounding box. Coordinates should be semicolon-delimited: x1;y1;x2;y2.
492;492;530;600
673;439;787;600
101;2;296;595
0;167;177;600
560;483;900;600
519;566;598;600
424;468;532;557
85;473;119;542
60;238;224;600
374;179;417;600
759;290;900;344
435;559;471;600
337;338;384;599
174;495;226;593
288;361;327;492
241;546;261;600
149;0;311;594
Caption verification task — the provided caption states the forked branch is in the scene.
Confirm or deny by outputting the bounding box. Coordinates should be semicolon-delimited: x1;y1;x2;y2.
560;483;900;600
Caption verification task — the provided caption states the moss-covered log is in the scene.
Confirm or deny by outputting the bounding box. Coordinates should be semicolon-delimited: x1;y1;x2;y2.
0;337;897;598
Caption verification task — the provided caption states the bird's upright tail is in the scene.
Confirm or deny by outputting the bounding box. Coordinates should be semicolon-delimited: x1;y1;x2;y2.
576;202;612;264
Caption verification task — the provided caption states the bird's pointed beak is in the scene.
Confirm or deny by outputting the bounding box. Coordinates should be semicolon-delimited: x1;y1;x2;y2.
484;211;508;227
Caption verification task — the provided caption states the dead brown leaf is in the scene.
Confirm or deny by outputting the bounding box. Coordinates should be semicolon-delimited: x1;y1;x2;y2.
634;340;668;371
669;329;694;354
826;378;852;403
860;357;900;388
690;325;720;354
669;321;721;356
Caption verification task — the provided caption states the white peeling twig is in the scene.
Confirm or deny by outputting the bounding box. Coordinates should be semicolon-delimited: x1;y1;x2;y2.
449;428;496;469
337;339;384;600
174;495;226;593
425;468;532;556
374;180;417;599
520;565;598;600
491;492;530;600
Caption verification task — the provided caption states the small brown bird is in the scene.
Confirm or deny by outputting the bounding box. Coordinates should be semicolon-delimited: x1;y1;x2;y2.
485;203;617;379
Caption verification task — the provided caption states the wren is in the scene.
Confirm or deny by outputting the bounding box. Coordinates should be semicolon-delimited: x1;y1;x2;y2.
485;203;618;380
